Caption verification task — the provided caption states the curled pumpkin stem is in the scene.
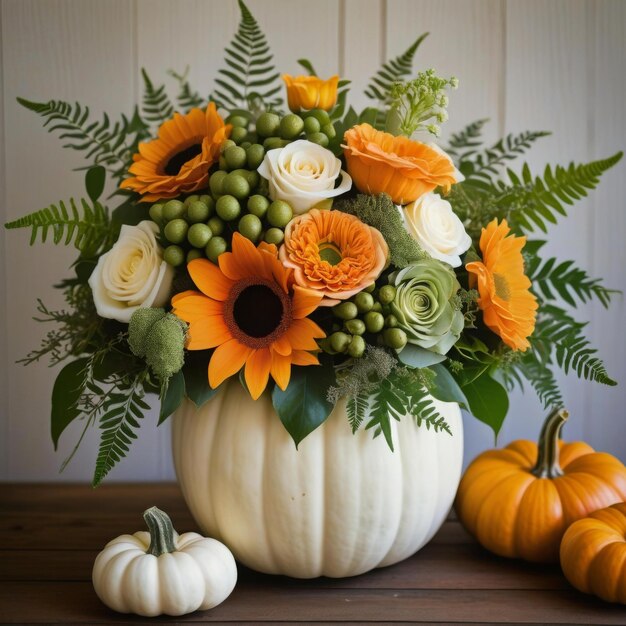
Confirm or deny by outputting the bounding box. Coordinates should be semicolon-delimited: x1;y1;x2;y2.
144;506;177;556
531;408;569;479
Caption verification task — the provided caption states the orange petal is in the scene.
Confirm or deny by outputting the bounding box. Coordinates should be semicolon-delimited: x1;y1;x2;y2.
188;258;234;301
270;351;292;390
292;286;324;319
171;292;224;322
291;350;320;366
208;338;253;388
272;334;293;356
244;348;272;400
219;232;266;281
282;317;326;350
187;316;233;350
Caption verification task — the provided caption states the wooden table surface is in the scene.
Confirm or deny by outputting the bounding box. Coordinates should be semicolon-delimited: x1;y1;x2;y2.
1;483;625;625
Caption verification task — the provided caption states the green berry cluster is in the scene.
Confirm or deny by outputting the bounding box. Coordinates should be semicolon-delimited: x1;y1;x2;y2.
320;284;408;358
255;109;336;148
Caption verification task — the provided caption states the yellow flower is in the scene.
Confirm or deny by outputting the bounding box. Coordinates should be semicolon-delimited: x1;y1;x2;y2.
279;209;388;306
466;219;538;351
342;123;457;205
172;233;325;400
282;74;339;112
120;103;230;202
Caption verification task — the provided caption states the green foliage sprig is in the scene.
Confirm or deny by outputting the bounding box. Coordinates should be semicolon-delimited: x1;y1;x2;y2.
141;69;175;125
168;68;205;112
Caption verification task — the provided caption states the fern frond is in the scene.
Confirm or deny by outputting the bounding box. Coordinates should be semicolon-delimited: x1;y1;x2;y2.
365;33;428;103
17;97;147;180
499;152;623;233
530;255;616;308
212;0;282;112
365;378;404;450
346;393;368;433
533;305;616;386
92;375;150;486
4;199;110;256
516;353;564;409
445;119;489;162
462;131;550;185
141;69;175;124
168;68;205;112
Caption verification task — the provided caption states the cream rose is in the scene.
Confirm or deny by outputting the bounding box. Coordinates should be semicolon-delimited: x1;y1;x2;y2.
257;139;352;214
403;193;471;268
88;221;174;323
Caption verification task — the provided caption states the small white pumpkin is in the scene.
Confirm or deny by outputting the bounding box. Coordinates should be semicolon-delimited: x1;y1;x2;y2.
92;507;237;617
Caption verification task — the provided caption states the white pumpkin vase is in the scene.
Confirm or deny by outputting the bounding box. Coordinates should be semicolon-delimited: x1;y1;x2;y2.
172;380;463;579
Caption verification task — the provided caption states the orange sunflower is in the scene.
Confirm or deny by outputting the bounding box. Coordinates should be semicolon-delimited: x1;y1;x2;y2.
466;219;538;351
172;232;325;400
120;103;230;202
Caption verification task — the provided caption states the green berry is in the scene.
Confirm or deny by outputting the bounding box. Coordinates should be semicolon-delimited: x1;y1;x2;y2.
378;285;397;305
149;203;164;224
187;248;203;263
306;132;329;147
208;216;225;236
330;331;351;353
280;113;304;139
333;301;358;320
216;195;241;221
354;292;374;313
264;227;284;245
224;146;247;170
209;170;228;196
384;328;408;350
240;141;252;150
187;200;211;223
223;173;250;200
364;283;376;293
385;314;398;328
347;335;366;358
187;223;213;248
205;236;227;263
256;112;281;138
246;144;265;169
364;311;385;333
321;123;336;139
220;139;237;153
230;126;248;144
163;245;185;267
267;200;293;228
219;155;228;170
263;137;289;150
163;218;188;244
238;214;263;242
371;301;383;313
247;194;270;218
345;319;366;335
244;132;258;144
162;199;185;221
226;114;248;128
307;108;331;126
303;116;321;134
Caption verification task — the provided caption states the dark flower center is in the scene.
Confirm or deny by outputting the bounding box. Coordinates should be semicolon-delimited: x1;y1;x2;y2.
163;143;203;176
224;278;293;349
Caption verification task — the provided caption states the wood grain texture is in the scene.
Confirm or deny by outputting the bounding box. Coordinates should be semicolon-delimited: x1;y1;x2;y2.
1;483;625;624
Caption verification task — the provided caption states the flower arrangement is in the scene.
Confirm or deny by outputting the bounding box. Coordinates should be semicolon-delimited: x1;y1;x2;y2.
5;0;621;486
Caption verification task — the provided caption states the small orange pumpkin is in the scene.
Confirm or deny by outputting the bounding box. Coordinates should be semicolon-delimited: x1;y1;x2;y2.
560;502;626;603
455;409;626;562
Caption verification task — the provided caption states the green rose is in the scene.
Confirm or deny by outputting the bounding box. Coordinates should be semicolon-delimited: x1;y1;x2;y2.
390;259;463;355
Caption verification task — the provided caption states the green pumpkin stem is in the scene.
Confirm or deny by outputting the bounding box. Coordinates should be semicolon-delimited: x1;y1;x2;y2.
531;408;569;479
143;506;177;556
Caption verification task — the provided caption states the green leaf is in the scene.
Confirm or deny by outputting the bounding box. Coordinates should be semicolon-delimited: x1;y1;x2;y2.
182;352;219;407
111;198;150;228
397;344;447;368
159;370;186;425
429;364;468;409
297;58;317;76
51;358;89;450
85;166;106;203
272;364;335;447
460;368;509;436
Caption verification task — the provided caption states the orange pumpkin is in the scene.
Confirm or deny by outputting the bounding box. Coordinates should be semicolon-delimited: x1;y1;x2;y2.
455;409;626;563
560;502;626;603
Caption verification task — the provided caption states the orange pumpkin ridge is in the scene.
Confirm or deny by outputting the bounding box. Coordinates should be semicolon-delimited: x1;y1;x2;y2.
455;408;626;563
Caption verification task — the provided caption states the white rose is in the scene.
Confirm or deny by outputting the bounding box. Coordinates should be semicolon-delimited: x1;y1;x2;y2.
257;139;352;214
88;221;174;323
403;193;471;268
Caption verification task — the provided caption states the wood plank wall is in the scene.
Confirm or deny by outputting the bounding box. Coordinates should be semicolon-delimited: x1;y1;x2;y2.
1;0;624;481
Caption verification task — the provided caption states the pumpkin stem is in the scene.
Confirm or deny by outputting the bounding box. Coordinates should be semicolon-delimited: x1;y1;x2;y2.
143;506;177;556
531;408;569;478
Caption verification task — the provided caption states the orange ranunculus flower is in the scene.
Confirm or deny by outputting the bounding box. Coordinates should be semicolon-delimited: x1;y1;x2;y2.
120;103;231;202
282;74;339;112
279;209;388;306
172;233;325;400
466;219;538;351
342;123;458;205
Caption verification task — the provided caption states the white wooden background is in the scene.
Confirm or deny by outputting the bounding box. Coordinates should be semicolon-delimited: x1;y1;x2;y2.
1;0;624;482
